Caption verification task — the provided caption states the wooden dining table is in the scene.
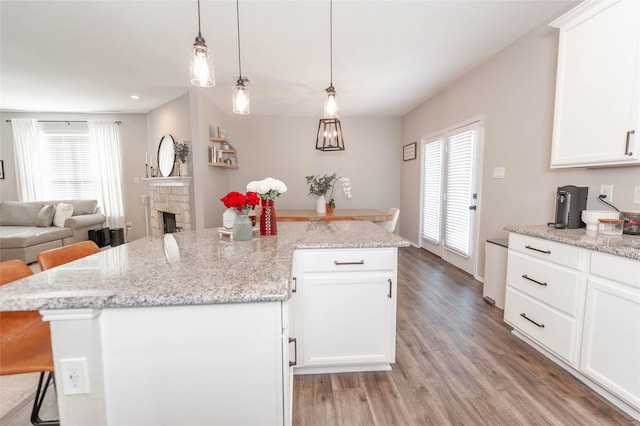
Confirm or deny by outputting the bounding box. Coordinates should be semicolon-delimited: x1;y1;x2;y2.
276;209;392;222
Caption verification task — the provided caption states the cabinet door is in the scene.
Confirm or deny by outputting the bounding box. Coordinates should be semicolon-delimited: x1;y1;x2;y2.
551;0;640;167
581;276;640;410
301;272;395;366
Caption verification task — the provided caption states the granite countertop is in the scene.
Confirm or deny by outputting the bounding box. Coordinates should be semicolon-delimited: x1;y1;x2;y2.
0;221;410;311
504;225;640;261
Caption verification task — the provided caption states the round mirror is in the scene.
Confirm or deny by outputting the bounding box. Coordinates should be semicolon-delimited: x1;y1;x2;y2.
158;134;175;177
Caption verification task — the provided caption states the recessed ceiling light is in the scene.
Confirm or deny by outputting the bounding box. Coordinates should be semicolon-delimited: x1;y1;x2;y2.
130;95;140;100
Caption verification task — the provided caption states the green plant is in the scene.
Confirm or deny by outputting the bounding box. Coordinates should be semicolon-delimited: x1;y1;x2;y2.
306;173;337;197
174;141;190;163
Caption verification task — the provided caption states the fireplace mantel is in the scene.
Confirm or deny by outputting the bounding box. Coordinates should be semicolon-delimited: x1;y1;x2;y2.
143;177;192;187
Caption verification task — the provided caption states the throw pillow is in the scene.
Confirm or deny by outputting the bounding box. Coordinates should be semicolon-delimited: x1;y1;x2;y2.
53;203;74;227
35;204;55;227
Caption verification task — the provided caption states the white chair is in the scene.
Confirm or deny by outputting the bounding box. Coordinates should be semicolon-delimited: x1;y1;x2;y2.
376;208;399;233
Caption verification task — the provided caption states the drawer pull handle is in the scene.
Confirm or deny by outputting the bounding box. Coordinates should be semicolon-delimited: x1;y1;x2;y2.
525;245;551;255
334;260;365;265
289;337;297;367
388;279;392;299
522;274;547;286
520;313;545;328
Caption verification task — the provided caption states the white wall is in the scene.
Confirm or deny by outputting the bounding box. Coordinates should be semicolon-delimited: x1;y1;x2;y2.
401;23;640;279
224;115;402;213
0;111;149;241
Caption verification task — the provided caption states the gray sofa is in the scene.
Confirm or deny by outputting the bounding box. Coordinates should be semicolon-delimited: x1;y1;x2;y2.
0;200;106;264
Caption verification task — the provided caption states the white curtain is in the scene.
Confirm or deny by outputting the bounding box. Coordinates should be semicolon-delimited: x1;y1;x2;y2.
88;120;125;228
11;118;44;201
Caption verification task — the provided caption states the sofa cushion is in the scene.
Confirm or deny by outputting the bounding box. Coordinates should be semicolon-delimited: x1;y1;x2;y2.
0;201;44;226
0;226;72;249
49;200;98;216
35;204;55;227
53;203;74;227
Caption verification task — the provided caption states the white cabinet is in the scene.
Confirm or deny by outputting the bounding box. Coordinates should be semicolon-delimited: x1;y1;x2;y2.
581;252;640;411
550;0;640;168
504;234;586;364
292;248;398;374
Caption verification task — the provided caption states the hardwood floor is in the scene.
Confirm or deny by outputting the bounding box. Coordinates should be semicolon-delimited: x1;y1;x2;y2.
293;246;638;426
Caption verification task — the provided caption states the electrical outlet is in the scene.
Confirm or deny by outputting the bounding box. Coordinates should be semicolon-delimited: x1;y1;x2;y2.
600;185;614;202
125;222;132;230
61;358;90;395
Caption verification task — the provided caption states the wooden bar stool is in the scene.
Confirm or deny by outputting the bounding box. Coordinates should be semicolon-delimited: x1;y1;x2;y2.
0;260;58;426
37;241;100;271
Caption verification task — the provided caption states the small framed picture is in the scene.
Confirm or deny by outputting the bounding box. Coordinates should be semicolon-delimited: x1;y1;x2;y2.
403;142;417;161
0;160;4;179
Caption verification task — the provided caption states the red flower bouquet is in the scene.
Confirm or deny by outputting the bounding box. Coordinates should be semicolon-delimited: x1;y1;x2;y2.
220;191;260;214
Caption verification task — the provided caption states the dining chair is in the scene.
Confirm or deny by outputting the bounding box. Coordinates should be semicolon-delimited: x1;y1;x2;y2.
0;260;58;426
37;241;100;271
375;208;400;233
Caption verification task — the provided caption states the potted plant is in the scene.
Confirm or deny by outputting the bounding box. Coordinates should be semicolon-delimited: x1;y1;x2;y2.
174;141;190;176
306;173;352;214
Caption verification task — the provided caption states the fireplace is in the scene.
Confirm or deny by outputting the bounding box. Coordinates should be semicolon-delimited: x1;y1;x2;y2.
163;212;178;233
144;177;192;237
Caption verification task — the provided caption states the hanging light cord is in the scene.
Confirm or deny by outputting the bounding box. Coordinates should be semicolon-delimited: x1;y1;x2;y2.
197;0;203;38
329;0;333;87
236;0;243;79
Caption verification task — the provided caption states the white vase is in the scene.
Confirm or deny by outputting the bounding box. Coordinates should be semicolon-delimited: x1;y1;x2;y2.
223;208;237;229
179;162;188;176
316;195;327;214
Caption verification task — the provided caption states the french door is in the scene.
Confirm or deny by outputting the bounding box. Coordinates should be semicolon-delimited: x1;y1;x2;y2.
420;120;483;277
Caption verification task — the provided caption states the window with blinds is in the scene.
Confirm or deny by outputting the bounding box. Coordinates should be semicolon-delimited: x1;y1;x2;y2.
41;133;97;199
421;140;443;243
444;130;475;257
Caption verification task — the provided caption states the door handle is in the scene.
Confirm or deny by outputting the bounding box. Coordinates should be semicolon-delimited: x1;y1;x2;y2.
289;337;297;367
625;130;635;156
387;279;392;298
468;205;477;211
291;276;297;293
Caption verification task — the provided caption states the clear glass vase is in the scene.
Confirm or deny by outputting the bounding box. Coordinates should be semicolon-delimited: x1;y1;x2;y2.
233;212;252;241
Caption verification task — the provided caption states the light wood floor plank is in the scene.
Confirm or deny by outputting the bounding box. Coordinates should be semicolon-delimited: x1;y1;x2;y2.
292;246;638;425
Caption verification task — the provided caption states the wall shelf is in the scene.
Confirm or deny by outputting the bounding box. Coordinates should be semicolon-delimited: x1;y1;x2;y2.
208;137;238;169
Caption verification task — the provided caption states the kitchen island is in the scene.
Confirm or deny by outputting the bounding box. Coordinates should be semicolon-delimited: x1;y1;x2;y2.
0;221;409;426
503;225;639;420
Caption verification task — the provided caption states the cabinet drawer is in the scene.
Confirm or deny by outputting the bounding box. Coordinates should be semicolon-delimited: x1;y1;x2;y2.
507;251;581;316
504;287;578;363
590;252;640;289
301;248;396;273
509;233;582;269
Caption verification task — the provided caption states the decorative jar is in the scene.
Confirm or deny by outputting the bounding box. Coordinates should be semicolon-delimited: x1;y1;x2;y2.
316;195;327;214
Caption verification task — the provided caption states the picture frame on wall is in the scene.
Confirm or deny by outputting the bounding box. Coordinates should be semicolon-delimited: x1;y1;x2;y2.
403;142;417;161
0;160;4;179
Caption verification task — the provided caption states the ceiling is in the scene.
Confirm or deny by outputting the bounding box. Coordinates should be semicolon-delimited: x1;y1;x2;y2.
0;0;575;118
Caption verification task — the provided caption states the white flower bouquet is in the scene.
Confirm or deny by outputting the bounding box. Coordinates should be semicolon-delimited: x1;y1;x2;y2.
246;177;288;201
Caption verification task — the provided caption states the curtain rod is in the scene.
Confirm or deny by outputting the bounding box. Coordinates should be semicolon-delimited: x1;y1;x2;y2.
5;120;122;125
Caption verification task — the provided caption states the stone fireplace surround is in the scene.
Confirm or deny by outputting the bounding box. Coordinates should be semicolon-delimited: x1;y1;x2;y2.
143;177;192;236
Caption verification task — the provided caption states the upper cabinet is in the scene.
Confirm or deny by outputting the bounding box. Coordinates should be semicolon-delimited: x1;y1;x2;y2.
550;0;640;168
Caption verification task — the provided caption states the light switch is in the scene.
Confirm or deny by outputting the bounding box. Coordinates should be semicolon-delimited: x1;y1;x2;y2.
492;167;505;179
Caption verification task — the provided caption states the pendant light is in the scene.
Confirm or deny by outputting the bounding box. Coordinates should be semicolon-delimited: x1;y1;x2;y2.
316;0;345;151
190;0;215;88
232;0;250;114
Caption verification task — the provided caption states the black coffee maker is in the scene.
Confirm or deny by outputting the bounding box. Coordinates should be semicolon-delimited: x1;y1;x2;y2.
552;185;588;229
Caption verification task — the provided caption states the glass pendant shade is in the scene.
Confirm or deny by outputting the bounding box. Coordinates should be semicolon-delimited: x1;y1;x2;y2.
323;86;338;118
190;36;215;87
233;80;250;114
316;118;345;151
